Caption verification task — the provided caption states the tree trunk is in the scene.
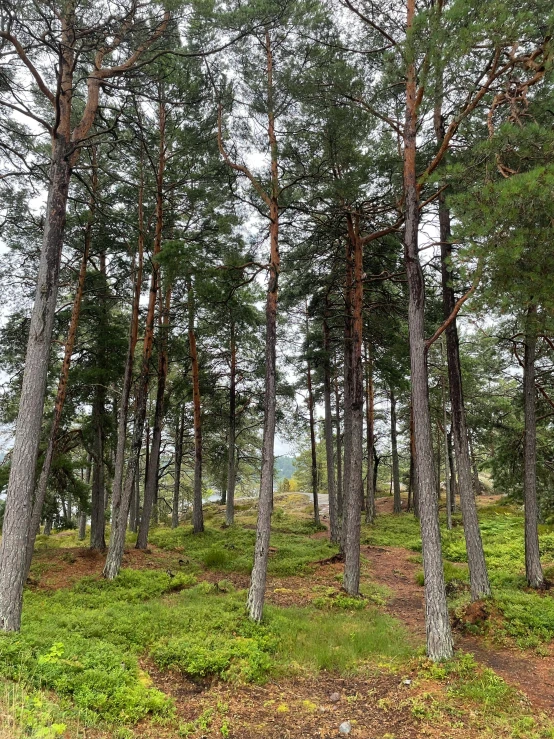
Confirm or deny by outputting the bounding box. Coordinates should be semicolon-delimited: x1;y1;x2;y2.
390;388;401;514
246;31;281;622
523;306;544;588
90;385;106;550
334;373;343;522
404;0;452;659
188;278;204;535
23;196;92;577
78;510;86;541
436;85;490;599
373;450;379;500
441;349;452;531
132;470;140;533
305;307;320;526
365;345;376;524
323;317;339;542
435;423;442;501
225;321;237;526
447;432;457;510
341;236;353;551
0;138;73;630
103;100;165;579
136;286;171;549
469;432;481;495
343;215;364;595
409;403;419;518
172;407;185;529
110;154;145;539
0;0;169;632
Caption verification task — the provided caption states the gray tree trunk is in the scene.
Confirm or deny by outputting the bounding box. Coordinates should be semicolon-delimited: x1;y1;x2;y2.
343;217;363;595
306;335;320;527
441;357;452;532
390;389;401;514
438;182;490;599
172;408;184;529
0;141;71;631
225;322;237;526
246;205;279;621
334;374;343;523
404;32;453;658
323;318;339;542
78;510;86;541
90;387;106;550
245;30;280;622
188;279;204;535
137;287;170;549
523;307;544;588
110;166;144;543
469;432;481;495
341;240;353;552
447;432;457;510
365;346;376;524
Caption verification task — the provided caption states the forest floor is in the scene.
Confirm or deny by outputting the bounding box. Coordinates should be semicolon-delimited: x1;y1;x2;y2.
1;493;554;739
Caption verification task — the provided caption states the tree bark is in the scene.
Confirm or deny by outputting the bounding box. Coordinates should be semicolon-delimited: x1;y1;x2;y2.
323;316;339;542
305;307;320;526
136;285;171;549
23;187;92;577
365;345;376;524
441;347;452;531
409;403;419;518
341;236;353;551
172;406;185;529
103;100;165;579
90;384;106;550
523;306;544;588
390;388;402;514
334;373;343;522
110;153;145;538
437;154;490;600
78;510;86;541
188;278;204;535
469;432;481;495
343;214;364;595
0;137;72;630
225;320;237;526
246;30;280;622
447;432;457;509
404;0;452;660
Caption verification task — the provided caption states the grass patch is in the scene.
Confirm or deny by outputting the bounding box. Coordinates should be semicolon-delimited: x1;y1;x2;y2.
413;652;554;737
365;500;554;646
2;563;412;731
150;521;338;577
273;606;414;674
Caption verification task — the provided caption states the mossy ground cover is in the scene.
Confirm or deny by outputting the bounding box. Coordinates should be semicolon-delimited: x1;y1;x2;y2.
364;499;554;647
3;496;554;737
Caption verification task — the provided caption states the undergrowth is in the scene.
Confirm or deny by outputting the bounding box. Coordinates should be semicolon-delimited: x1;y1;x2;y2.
149;520;337;576
0;567;412;732
412;652;554;738
364;501;554;646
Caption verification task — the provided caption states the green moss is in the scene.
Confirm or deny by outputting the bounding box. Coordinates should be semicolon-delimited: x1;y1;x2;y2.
149;521;338;576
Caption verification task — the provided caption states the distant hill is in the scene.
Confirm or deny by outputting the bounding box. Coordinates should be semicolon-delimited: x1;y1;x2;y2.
274;455;295;481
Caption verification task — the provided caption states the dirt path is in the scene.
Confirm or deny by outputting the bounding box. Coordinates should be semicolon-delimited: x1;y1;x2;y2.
362;543;554;713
